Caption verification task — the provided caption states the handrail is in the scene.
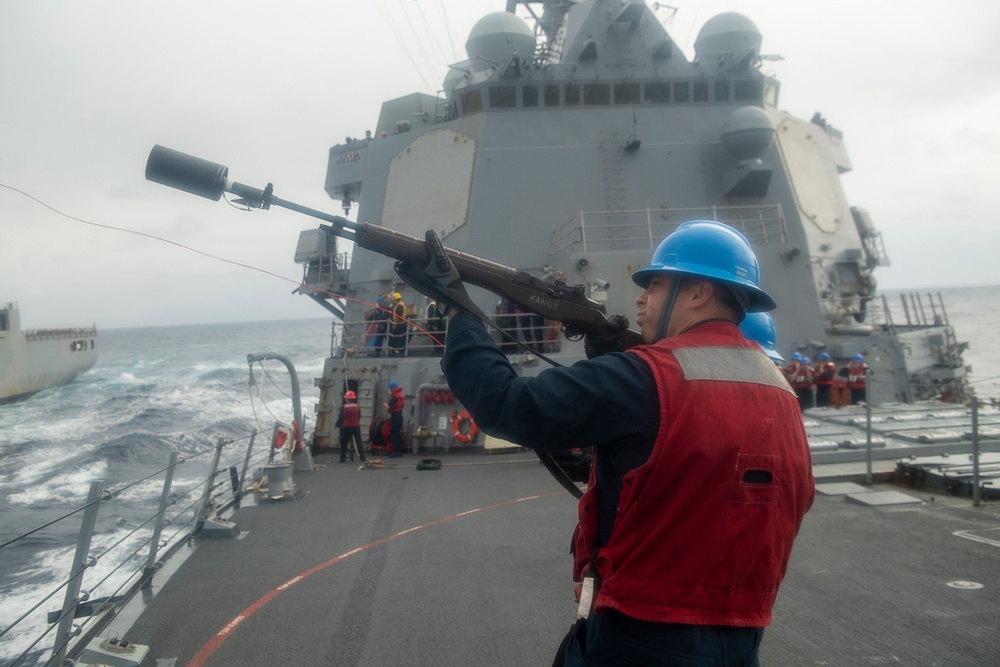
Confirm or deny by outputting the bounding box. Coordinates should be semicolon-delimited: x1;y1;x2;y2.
551;205;787;255
338;314;561;358
0;431;263;667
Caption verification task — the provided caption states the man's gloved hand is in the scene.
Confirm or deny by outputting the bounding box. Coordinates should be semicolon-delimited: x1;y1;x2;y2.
583;313;630;359
394;230;481;319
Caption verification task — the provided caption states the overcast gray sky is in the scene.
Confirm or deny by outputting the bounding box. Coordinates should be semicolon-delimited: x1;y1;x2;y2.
3;0;998;329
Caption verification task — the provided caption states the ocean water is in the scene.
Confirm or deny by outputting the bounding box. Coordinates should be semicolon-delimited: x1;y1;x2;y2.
0;318;334;664
1;288;998;663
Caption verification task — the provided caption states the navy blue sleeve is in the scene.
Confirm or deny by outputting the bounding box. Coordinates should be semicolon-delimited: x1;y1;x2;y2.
441;312;658;450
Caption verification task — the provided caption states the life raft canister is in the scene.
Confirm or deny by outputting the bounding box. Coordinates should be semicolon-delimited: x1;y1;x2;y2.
451;411;478;444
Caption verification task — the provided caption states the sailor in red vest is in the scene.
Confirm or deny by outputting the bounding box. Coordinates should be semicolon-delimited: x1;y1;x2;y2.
813;352;837;408
336;390;367;464
847;354;870;405
401;221;814;666
383;380;405;457
790;356;816;410
782;351;802;383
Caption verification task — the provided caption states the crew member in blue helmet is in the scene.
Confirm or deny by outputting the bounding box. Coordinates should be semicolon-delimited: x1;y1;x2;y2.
739;311;785;365
398;221;815;666
383;380;405;457
813;352;837;408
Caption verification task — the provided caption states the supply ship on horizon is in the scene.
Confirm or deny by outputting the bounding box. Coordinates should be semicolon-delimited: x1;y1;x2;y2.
0;302;98;403
294;0;970;453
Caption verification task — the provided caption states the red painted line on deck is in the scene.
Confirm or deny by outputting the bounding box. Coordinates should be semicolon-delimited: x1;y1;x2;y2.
186;492;562;667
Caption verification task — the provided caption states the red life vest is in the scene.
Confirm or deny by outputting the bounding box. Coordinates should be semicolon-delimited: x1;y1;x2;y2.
790;364;815;390
389;387;405;413
573;321;814;627
814;362;836;386
847;362;868;389
341;402;361;428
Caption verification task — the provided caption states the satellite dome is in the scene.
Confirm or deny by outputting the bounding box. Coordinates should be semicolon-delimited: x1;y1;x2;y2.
694;12;762;61
721;106;775;160
465;12;535;73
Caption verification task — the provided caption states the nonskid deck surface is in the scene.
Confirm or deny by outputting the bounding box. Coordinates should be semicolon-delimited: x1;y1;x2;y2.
124;452;1000;666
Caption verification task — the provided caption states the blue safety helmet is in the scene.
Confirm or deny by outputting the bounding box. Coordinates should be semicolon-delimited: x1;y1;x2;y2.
739;312;783;363
389;380;399;389
817;352;831;361
790;352;802;362
852;354;864;363
801;356;811;365
631;220;776;313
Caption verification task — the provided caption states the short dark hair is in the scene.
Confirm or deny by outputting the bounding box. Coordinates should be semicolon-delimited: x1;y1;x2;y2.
713;281;747;323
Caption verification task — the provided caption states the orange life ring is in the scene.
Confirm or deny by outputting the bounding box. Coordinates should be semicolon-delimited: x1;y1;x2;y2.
452;411;478;444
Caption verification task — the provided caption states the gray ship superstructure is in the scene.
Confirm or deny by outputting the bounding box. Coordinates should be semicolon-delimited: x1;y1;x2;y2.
296;0;968;450
0;302;97;403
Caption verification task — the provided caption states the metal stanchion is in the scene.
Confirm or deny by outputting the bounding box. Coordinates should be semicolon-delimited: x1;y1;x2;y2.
972;397;981;507
865;368;873;485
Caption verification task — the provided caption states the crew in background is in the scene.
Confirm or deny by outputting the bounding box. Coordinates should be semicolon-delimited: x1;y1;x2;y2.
738;311;785;366
336;390;366;464
782;351;802;384
790;356;815;410
387;292;408;356
847;354;869;404
401;221;815;666
813;352;837;408
384;380;405;457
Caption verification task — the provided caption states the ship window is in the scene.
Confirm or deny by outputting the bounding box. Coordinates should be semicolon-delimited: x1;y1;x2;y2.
614;83;641;104
673;81;690;103
523;85;539;107
734;79;763;102
583;84;610;105
0;312;6;332
489;86;517;108
693;80;709;103
544;85;560;106
565;84;581;106
714;80;730;102
461;90;483;114
645;82;670;103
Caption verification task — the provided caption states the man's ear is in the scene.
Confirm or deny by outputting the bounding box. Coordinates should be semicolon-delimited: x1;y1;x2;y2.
687;279;716;308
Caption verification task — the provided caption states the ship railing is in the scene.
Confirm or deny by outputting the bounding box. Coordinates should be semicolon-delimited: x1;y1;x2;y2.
300;251;352;289
820;291;956;335
0;431;271;667
551;204;787;255
24;326;98;341
337;315;562;358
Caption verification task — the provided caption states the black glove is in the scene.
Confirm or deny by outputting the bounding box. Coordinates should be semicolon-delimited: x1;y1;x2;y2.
394;230;484;320
583;313;630;359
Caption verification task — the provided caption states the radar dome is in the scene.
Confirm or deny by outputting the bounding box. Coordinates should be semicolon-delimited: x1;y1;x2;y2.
465;12;535;73
694;12;762;61
721;106;774;160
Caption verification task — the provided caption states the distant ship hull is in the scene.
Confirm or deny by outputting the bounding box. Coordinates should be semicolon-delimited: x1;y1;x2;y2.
0;303;98;403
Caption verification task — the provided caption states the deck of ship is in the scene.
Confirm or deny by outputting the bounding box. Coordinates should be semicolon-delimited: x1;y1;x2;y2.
113;449;999;667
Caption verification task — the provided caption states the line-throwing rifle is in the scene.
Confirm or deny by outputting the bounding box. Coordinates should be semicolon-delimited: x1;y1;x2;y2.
144;145;643;349
145;145;642;498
